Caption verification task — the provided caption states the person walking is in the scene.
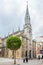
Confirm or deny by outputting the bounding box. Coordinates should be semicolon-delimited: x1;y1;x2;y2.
38;55;40;60
42;55;43;63
26;56;28;63
23;57;25;63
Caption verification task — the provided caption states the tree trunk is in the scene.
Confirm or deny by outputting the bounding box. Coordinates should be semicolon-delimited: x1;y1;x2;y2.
12;50;14;59
14;50;16;64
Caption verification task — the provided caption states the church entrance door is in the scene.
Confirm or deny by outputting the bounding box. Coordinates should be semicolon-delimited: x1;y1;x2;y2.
25;51;28;57
29;50;31;59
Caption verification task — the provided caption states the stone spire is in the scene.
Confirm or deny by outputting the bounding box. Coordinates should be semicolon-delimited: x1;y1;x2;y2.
25;2;30;25
24;1;32;38
18;26;20;31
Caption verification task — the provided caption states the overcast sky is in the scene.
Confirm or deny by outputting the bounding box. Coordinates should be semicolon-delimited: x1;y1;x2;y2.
0;0;43;39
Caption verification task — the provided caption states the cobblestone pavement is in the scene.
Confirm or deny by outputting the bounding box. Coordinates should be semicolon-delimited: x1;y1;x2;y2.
0;58;43;65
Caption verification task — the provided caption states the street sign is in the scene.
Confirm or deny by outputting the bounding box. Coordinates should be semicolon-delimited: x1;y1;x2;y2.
40;50;43;54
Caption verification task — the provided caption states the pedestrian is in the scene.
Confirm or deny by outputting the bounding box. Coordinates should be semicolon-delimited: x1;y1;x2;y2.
26;57;28;63
42;55;43;63
23;57;25;63
38;55;40;60
42;55;43;59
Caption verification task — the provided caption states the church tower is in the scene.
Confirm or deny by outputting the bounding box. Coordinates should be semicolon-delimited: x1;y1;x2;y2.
24;3;32;38
23;2;33;59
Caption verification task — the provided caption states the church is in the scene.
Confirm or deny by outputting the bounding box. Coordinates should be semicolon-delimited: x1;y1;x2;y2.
0;3;34;59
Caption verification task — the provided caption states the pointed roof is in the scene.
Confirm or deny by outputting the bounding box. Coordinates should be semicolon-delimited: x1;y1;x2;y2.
18;26;20;31
25;2;30;21
26;3;29;16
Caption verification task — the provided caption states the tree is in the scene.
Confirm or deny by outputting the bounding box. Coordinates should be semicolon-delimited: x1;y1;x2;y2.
6;36;22;64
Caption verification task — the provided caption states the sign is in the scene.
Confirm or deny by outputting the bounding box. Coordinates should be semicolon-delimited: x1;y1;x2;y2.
40;50;43;54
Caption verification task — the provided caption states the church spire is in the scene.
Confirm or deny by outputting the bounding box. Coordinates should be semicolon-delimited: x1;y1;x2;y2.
25;2;30;25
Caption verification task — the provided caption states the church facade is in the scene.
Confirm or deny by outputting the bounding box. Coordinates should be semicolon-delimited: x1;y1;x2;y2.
0;4;33;59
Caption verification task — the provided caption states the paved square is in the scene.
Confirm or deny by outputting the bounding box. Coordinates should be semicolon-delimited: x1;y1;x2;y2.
0;58;43;65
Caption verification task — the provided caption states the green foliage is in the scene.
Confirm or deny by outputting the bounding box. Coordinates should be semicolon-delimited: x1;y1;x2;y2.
6;36;22;50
